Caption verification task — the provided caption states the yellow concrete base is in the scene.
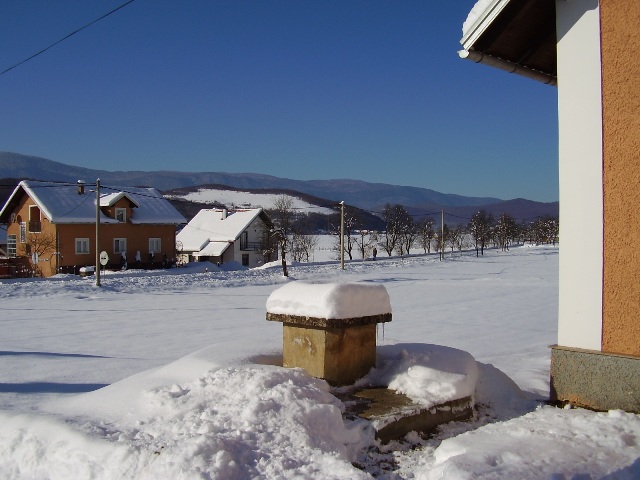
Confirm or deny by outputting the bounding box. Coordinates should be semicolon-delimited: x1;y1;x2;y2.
283;323;376;386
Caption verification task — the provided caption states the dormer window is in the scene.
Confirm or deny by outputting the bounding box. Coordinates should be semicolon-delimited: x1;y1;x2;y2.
116;208;127;222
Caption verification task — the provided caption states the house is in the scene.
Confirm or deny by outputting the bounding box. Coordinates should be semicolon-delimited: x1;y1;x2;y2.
0;180;186;277
177;208;275;268
459;0;640;412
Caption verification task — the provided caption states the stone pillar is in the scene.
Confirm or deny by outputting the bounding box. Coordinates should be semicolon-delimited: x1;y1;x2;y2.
266;282;392;386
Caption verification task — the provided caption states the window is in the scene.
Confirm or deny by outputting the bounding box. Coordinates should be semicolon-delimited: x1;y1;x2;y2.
242;254;250;267
28;205;41;232
115;208;126;222
7;235;16;257
75;238;90;255
113;238;127;254
240;231;249;250
19;222;26;243
149;238;161;254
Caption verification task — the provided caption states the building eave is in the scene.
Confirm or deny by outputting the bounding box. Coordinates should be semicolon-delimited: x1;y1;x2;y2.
459;0;557;85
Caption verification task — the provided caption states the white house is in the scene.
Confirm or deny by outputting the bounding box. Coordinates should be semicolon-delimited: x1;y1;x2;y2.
176;208;275;268
459;0;640;412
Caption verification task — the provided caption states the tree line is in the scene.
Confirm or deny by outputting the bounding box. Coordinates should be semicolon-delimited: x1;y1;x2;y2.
264;196;559;276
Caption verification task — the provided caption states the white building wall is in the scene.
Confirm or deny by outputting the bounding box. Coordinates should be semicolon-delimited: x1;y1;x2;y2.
555;0;603;350
232;218;268;268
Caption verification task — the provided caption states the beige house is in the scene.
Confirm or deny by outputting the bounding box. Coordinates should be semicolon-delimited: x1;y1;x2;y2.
177;208;275;268
460;0;640;412
0;180;186;277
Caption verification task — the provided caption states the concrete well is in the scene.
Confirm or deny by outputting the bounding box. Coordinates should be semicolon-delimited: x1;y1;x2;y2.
266;282;392;386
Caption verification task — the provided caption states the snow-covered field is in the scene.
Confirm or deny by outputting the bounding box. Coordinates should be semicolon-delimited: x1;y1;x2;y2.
167;188;335;215
1;243;639;479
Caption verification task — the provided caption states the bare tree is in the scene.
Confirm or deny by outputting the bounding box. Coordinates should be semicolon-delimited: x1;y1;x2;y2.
454;225;467;252
21;231;56;276
382;204;413;256
495;213;517;251
468;210;494;257
270;195;295;277
530;216;559;245
291;233;318;262
435;224;449;261
259;224;277;264
447;224;461;253
417;217;436;254
331;206;360;261
398;212;417;257
354;229;375;260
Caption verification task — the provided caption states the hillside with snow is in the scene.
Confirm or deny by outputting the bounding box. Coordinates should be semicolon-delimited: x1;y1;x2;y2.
166;187;335;215
1;243;639;478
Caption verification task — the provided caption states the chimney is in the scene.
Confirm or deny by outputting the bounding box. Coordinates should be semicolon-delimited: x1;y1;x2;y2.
222;208;227;219
77;180;86;195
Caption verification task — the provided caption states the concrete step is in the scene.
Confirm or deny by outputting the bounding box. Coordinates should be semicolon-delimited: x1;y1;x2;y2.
337;387;474;443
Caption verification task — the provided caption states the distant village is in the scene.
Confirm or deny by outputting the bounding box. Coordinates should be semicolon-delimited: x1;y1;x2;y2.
0;179;558;279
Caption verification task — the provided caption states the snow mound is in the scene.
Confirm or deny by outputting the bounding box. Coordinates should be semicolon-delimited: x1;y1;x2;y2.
422;408;640;480
1;366;371;479
363;344;478;408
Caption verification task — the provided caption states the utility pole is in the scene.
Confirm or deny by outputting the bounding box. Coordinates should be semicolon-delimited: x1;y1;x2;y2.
95;178;101;287
340;201;345;270
440;209;445;261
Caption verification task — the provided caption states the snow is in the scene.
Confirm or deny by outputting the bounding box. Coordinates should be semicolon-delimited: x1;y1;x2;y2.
168;188;335;215
266;281;391;319
1;180;186;225
1;243;640;479
462;0;494;36
177;208;263;253
367;345;478;409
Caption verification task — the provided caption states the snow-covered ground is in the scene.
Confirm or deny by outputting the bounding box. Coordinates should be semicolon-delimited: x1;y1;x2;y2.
1;243;639;479
167;188;335;215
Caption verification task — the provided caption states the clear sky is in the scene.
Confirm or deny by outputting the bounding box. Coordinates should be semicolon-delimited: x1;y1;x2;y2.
0;1;559;202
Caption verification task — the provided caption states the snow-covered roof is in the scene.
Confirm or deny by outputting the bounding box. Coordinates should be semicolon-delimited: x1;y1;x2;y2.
194;241;230;258
461;0;504;43
99;191;140;208
0;180;186;225
177;208;267;253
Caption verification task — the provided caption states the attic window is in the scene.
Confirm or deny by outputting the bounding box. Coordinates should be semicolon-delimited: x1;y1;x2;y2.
116;208;126;222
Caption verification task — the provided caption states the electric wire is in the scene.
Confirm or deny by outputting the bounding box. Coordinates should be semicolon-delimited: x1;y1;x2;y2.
0;0;136;77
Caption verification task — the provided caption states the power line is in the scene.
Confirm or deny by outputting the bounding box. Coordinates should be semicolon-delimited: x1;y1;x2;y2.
0;0;136;78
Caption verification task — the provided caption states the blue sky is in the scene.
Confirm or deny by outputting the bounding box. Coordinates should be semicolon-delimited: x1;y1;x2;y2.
0;1;558;202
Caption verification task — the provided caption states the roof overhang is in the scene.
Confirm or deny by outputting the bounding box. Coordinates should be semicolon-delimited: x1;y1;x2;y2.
459;0;557;86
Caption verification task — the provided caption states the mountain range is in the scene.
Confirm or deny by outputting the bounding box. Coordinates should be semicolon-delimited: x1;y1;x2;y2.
0;151;558;222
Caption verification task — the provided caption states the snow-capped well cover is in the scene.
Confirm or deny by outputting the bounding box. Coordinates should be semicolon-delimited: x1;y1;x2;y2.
266;281;392;319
